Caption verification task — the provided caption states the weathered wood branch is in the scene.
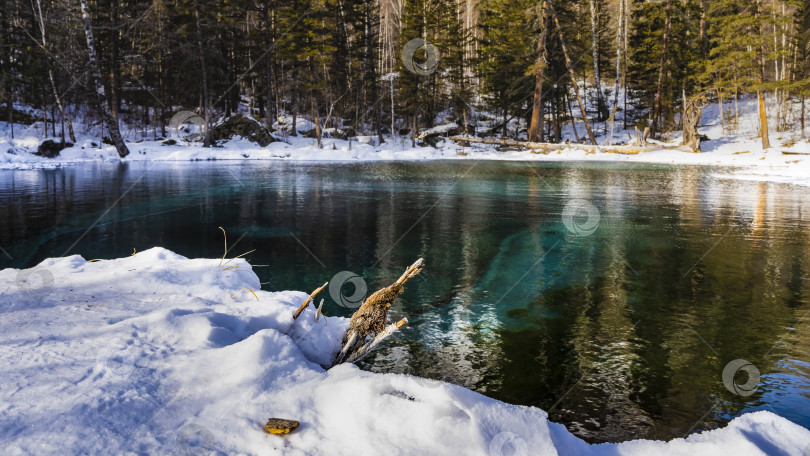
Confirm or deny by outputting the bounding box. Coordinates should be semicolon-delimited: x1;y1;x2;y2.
293;282;328;320
344;318;408;364
335;331;358;365
333;258;423;366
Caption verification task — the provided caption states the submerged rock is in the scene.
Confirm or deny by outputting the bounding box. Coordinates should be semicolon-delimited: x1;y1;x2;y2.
211;114;275;147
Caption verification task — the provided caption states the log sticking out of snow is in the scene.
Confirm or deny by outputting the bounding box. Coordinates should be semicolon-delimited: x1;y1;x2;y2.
344;318;408;364
333;258;424;366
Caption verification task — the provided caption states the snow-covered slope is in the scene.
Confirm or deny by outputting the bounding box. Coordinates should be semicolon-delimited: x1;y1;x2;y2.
1;248;808;455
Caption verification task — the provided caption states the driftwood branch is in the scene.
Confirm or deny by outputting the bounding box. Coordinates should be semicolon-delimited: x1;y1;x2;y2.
344;318;408;364
333;258;424;366
293;282;328;320
335;331;358;365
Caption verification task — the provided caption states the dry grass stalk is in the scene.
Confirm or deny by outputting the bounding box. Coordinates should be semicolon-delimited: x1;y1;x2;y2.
292;282;328;320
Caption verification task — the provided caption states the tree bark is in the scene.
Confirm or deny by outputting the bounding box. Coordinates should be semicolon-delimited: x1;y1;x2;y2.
34;0;75;143
549;1;597;145
755;0;771;149
651;0;672;138
80;0;129;157
529;0;550;142
192;0;212;147
109;0;121;122
614;0;624;110
263;0;275;129
699;0;707;60
588;0;606;120
682;92;705;153
623;0;629;130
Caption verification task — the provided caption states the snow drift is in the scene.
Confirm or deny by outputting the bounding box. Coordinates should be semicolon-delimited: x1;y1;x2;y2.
1;248;808;455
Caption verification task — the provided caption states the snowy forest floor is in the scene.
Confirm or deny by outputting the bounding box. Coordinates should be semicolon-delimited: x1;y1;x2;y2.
1;96;810;187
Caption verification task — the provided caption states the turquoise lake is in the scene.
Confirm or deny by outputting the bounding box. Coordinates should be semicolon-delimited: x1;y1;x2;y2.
1;160;808;443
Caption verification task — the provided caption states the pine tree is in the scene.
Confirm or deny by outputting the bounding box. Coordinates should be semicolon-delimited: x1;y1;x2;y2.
628;0;701;135
477;0;535;137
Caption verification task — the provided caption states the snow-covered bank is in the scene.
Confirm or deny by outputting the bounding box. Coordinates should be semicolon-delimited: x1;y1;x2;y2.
3;95;810;187
1;248;808;455
3;127;810;190
2;132;810;186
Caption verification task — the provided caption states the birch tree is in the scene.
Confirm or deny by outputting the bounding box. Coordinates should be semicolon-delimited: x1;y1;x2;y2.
79;0;129;157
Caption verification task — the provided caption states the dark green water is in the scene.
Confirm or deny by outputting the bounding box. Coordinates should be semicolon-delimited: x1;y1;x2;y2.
1;160;808;443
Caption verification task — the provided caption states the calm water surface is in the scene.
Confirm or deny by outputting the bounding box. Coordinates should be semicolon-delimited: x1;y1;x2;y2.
1;160;808;443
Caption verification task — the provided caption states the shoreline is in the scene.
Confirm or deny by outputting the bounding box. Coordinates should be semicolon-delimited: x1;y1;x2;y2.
2;137;809;188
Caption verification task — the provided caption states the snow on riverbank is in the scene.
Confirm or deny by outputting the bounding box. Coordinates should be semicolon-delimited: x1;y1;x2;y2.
1;248;809;455
2;96;810;187
2;131;809;186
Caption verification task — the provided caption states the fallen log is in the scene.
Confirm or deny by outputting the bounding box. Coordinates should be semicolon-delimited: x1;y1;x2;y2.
781;150;810;156
448;136;692;155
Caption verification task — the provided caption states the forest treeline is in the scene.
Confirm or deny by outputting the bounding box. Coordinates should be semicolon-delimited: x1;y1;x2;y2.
3;0;810;156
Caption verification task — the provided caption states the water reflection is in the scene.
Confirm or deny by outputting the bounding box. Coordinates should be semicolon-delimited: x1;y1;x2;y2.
0;161;808;443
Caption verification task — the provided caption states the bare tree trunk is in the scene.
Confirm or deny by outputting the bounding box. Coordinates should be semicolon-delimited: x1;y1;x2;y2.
390;76;395;138
34;0;75;144
565;90;580;141
552;91;561;141
651;0;672;138
529;0;549;142
614;0;623;110
0;7;9;139
718;88;725;135
308;55;322;149
734;85;740;134
363;0;383;144
263;0;275;130
411;114;417;147
755;0;771;149
192;0;212;147
549;1;597;145
623;0;629;130
109;0;121;122
699;0;707;60
682;92;705;152
80;0;129;157
291;67;299;137
588;0;606;120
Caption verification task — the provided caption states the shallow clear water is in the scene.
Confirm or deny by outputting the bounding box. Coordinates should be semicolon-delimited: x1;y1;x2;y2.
1;160;808;443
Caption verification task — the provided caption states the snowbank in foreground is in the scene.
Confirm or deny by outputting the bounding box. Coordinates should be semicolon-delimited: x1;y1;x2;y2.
1;248;808;455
